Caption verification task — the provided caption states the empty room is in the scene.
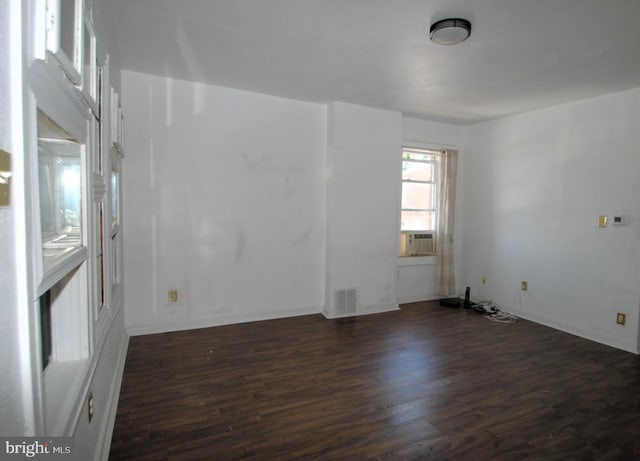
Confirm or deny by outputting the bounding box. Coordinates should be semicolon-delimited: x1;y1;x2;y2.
1;1;640;460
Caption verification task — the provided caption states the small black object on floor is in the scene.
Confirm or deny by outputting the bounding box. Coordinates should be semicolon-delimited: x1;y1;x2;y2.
439;298;461;308
439;287;484;312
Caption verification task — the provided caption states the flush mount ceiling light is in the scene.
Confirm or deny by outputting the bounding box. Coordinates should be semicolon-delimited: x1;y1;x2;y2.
429;18;471;45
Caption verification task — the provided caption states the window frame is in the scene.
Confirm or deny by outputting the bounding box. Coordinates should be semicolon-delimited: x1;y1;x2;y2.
37;114;85;272
44;0;85;85
401;147;439;231
80;14;98;115
109;151;123;292
35;107;89;287
400;146;440;257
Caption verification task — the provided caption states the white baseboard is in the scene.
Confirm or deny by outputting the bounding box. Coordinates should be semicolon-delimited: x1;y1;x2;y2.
509;309;638;355
322;303;400;320
126;305;323;336
95;331;130;461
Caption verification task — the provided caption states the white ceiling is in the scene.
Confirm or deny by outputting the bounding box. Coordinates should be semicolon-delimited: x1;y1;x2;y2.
109;0;640;124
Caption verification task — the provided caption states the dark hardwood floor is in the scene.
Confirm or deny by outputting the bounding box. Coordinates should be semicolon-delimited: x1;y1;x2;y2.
109;301;640;460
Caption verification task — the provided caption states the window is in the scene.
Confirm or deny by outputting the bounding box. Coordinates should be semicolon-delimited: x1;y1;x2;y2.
110;84;124;294
96;62;106;310
34;104;91;434
38;110;84;270
45;0;84;84
111;170;119;230
110;160;122;289
81;16;98;113
400;147;439;256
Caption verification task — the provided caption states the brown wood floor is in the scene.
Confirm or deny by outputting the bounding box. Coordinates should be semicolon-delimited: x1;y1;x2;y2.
109;301;640;460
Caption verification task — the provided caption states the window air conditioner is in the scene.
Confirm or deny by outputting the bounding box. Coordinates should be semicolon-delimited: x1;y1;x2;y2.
401;232;435;256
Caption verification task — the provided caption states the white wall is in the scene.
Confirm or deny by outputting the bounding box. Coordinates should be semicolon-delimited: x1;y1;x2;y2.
324;102;402;317
461;88;640;353
122;71;327;334
402;117;463;149
120;43;640;358
0;0;30;435
398;117;464;304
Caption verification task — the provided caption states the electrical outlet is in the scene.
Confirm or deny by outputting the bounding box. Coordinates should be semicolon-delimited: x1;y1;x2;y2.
168;290;178;302
521;281;528;291
88;392;94;422
482;275;487;285
616;313;626;326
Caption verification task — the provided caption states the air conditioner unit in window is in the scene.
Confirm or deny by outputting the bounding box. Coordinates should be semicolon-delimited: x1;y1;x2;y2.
401;232;435;256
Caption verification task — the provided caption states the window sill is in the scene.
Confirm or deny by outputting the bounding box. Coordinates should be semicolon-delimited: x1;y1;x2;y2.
40;246;87;295
398;255;437;267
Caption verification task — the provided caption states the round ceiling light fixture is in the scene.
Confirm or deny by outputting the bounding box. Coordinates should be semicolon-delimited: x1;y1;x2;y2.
429;18;471;45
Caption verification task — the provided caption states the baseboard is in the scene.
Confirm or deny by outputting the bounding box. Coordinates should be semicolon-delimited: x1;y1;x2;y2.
322;303;400;320
126;305;323;336
95;331;130;461
398;295;442;305
510;309;638;355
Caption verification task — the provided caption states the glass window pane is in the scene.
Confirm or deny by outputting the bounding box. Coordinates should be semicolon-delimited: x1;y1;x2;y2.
401;182;433;210
83;23;90;75
404;150;437;162
60;0;78;65
111;171;118;227
402;161;434;182
38;145;82;241
97;202;105;309
401;210;435;231
83;22;94;97
38;111;83;269
112;235;118;283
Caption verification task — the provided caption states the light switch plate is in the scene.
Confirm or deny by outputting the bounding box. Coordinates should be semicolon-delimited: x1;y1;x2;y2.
0;149;11;207
597;215;608;228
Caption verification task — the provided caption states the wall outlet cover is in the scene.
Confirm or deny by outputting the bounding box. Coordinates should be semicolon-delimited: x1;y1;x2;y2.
0;149;11;207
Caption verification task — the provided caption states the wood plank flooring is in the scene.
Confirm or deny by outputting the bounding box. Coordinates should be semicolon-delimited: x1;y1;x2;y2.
109;301;640;460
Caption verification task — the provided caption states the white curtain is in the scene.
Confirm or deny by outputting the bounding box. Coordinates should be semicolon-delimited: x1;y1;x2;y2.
436;149;458;297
